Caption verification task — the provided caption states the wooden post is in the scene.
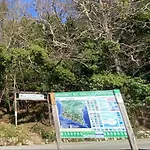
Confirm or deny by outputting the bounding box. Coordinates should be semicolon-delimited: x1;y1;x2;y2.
49;93;62;150
14;75;17;127
47;94;52;126
14;92;17;127
113;89;138;150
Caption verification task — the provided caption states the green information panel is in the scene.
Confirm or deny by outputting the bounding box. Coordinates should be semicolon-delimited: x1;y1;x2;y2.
55;90;128;138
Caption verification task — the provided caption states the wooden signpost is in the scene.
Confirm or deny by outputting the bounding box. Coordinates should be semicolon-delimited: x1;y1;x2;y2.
14;92;52;127
14;92;17;127
49;93;62;150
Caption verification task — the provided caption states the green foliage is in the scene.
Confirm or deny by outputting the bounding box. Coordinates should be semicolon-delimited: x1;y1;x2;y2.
90;72;150;116
49;65;77;91
0;0;149;129
90;73;127;90
101;40;120;53
55;66;76;83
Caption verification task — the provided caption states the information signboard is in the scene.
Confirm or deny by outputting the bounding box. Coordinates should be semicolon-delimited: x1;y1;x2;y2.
54;90;128;139
18;93;46;100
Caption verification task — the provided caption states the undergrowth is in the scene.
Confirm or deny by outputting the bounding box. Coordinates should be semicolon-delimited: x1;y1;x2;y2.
0;123;28;146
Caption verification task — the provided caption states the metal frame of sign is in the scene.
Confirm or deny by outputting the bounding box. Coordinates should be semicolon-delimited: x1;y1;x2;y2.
113;90;138;150
49;89;138;150
14;91;52;127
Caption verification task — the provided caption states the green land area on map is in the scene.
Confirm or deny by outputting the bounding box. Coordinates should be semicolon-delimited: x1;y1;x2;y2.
61;100;85;125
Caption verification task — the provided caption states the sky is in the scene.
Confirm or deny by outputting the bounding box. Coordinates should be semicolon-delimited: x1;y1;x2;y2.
5;0;38;18
22;0;38;17
2;0;71;21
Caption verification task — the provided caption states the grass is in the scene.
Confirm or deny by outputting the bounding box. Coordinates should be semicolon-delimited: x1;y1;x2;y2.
0;122;29;146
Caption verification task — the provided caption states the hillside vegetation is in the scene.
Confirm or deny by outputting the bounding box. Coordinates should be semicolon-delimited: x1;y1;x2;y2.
0;0;150;144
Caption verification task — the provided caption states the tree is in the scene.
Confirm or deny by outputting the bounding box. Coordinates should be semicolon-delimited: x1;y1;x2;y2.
69;0;150;77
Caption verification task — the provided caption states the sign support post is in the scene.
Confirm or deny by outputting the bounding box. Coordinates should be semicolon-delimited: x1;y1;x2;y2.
113;89;138;150
47;94;52;126
13;75;17;127
50;93;62;150
14;92;17;127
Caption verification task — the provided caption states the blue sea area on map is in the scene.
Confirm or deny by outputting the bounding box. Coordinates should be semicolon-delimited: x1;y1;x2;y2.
56;100;91;128
101;112;119;128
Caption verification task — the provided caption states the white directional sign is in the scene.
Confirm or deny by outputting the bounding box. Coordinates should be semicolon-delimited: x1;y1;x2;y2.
18;93;45;100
